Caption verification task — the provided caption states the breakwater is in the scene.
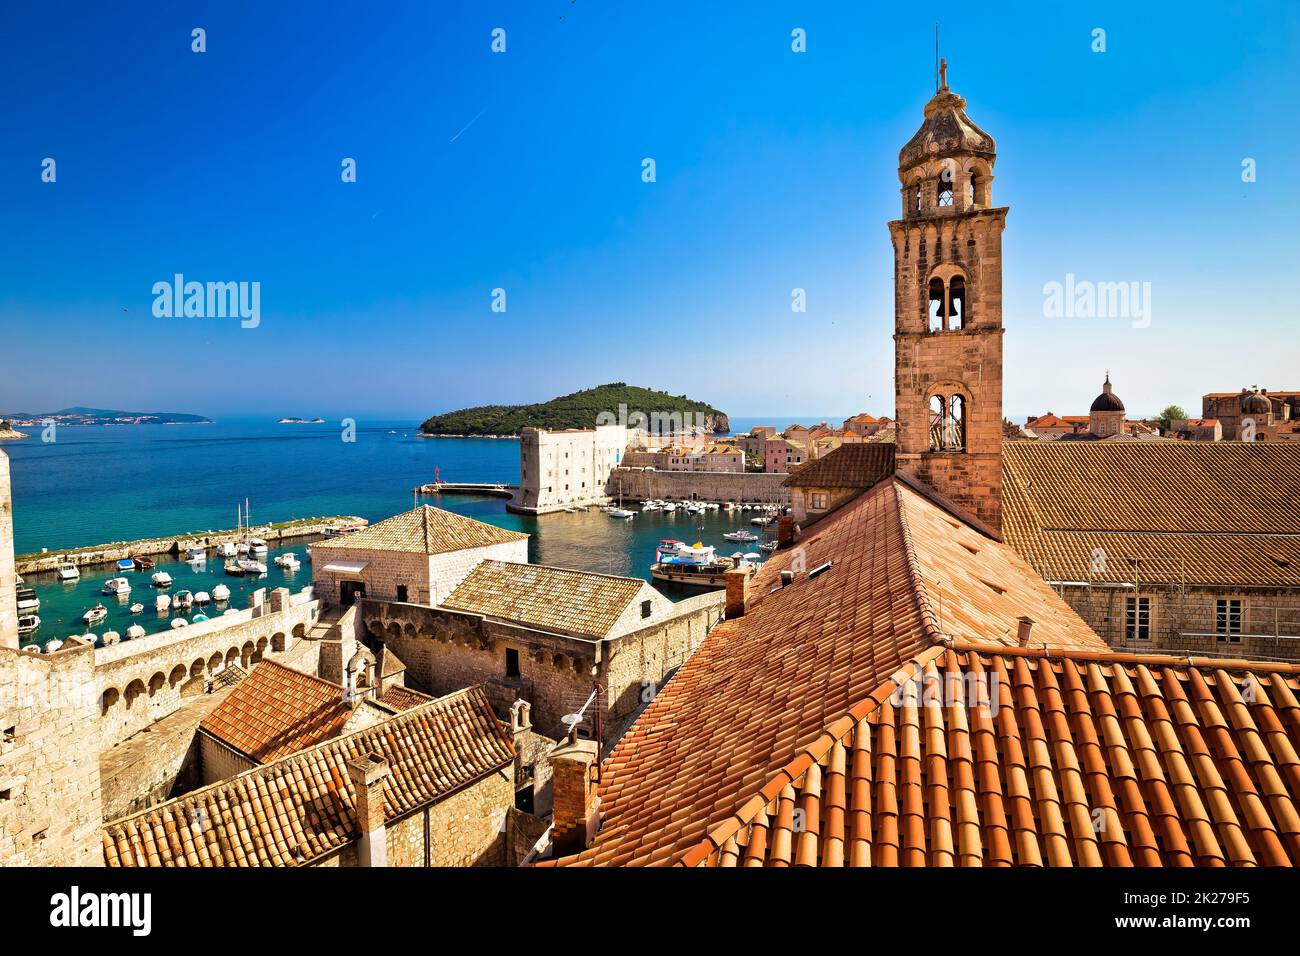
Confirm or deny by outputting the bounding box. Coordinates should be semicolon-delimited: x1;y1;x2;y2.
14;515;367;575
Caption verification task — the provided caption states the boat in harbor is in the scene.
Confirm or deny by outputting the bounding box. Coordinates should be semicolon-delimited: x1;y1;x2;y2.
238;558;267;575
170;618;188;629
151;571;172;587
18;614;40;635
129;602;144;613
102;577;132;596
246;538;269;556
116;558;136;572
758;541;777;552
83;604;108;625
155;594;171;612
723;530;758;542
56;562;80;581
274;552;301;570
184;546;206;562
194;591;211;605
224;559;245;576
173;590;194;609
651;541;754;589
215;541;237;558
125;624;146;640
17;588;40;611
133;556;155;570
211;583;231;602
192;612;210;623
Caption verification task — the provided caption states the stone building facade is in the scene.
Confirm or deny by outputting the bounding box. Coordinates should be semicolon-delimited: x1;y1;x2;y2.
889;72;1006;534
1203;389;1300;441
512;425;628;514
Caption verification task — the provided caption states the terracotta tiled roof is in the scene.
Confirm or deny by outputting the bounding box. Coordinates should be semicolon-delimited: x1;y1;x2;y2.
1002;442;1300;587
376;684;436;712
695;646;1300;866
103;686;513;867
783;442;896;489
544;478;1105;867
313;504;527;555
199;660;353;763
443;560;647;637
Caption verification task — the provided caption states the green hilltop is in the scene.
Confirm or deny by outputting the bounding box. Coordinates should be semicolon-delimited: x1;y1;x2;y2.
419;383;729;436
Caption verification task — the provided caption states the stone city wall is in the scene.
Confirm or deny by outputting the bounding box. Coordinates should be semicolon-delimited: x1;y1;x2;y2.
608;467;790;505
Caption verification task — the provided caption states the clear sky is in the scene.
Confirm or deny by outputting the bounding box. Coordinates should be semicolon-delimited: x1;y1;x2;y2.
1;1;1296;422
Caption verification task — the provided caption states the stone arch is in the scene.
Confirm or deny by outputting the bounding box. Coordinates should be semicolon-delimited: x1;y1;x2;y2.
925;381;972;452
386;622;401;640
101;687;120;716
124;679;146;710
169;664;187;688
292;622;306;640
190;658;206;679
225;647;240;669
962;157;993;208
253;637;268;662
207;652;223;673
148;672;166;696
925;264;970;332
271;632;287;652
241;641;255;668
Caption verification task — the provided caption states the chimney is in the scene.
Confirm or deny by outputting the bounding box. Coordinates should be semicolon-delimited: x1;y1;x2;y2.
777;514;796;548
346;753;391;866
1016;616;1034;647
548;734;600;856
724;566;749;619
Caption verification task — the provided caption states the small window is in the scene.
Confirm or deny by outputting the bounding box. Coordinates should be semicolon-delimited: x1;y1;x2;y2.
937;177;953;207
2;726;14;744
505;648;520;678
641;599;652;619
1215;599;1243;642
810;493;828;509
395;585;408;603
1125;597;1151;641
0;789;10;802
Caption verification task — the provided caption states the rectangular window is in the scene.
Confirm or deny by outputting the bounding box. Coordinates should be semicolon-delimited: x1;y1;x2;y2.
395;585;408;603
1215;599;1243;642
505;648;520;678
641;599;652;619
810;493;827;509
1125;597;1151;641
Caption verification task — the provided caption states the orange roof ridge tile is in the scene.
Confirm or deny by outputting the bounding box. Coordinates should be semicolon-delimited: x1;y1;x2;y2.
947;638;1300;675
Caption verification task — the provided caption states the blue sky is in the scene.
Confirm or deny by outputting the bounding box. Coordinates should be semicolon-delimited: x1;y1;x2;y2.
1;1;1296;422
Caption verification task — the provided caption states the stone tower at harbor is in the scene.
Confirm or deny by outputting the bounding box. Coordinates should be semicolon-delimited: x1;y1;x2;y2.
889;61;1007;533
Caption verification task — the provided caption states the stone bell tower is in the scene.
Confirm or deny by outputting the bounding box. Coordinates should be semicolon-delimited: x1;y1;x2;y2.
889;60;1007;534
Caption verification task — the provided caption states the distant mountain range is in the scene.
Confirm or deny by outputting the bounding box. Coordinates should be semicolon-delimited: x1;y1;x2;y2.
419;383;729;436
0;406;213;426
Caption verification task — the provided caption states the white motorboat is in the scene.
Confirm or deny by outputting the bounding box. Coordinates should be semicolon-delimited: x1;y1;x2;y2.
723;530;759;542
18;614;40;635
212;583;231;602
83;604;108;625
607;509;635;519
170;618;188;629
44;639;64;653
102;577;131;596
56;562;80;581
155;594;171;612
184;546;206;562
16;588;39;611
215;542;237;558
125;624;146;640
246;538;269;556
152;571;173;587
274;552;301;569
194;591;211;605
101;630;121;646
129;602;144;614
173;590;194;609
238;559;267;575
759;541;777;552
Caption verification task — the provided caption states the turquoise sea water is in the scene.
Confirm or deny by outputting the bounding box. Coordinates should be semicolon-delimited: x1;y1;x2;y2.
5;421;787;648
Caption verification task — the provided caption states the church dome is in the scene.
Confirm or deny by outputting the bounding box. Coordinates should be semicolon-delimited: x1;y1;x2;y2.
1090;375;1125;413
1241;389;1271;414
898;87;997;172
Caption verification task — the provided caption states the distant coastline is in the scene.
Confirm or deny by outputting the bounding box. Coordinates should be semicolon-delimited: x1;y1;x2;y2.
276;417;326;424
1;406;213;427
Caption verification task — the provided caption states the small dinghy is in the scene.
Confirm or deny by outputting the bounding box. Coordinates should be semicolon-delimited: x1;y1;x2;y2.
192;613;210;623
100;630;121;646
169;618;188;629
155;594;171;612
129;602;144;614
194;591;210;605
125;624;146;640
117;558;136;572
83;604;108;625
44;639;64;653
133;556;155;570
18;614;40;635
152;571;172;587
212;583;231;602
173;590;194;609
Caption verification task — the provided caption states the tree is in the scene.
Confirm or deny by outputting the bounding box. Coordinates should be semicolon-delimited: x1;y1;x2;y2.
1158;404;1188;433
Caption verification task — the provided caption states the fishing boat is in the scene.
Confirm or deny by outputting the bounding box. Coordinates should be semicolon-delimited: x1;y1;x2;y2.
133;556;155;570
238;559;267;575
129;602;144;614
274;552;301;570
224;559;245;576
184;546;206;562
16;588;40;611
101;577;131;596
125;624;146;640
116;558;136;572
173;590;194;609
723;530;758;542
83;604;108;625
155;594;171;612
18;614;40;635
211;584;231;602
215;542;237;558
152;571;172;587
194;591;211;605
651;541;751;589
56;562;80;581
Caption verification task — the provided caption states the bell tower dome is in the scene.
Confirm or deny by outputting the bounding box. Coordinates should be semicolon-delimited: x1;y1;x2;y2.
890;61;1008;534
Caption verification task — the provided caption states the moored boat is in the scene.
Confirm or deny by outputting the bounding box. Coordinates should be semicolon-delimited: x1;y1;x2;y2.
133;556;155;570
16;588;39;611
102;577;131;596
184;546;206;562
723;530;758;542
246;538;269;556
83;604;108;625
194;591;210;605
212;583;231;602
57;562;80;581
155;594;171;612
173;590;194;609
152;571;172;587
18;614;40;635
129;602;144;614
117;558;136;572
170;618;188;629
274;552;301;569
224;559;245;576
125;624;146;640
238;559;267;575
215;542;237;557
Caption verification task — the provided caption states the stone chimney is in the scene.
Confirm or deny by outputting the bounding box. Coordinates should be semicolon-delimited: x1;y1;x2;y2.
1016;616;1034;647
777;514;796;549
548;734;600;855
724;566;749;619
346;754;391;866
